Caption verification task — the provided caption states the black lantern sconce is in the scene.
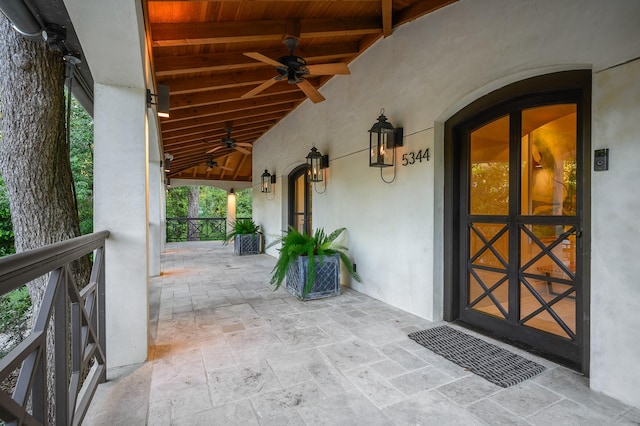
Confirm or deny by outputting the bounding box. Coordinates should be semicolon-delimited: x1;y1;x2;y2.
261;169;277;194
163;152;173;173
369;109;403;168
369;109;403;183
306;147;329;183
147;84;170;118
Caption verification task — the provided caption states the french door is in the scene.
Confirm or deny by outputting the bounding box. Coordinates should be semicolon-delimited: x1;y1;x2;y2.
456;92;586;365
289;164;312;235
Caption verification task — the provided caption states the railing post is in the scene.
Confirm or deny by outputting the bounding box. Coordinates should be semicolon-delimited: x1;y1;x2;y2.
98;246;107;383
54;268;70;425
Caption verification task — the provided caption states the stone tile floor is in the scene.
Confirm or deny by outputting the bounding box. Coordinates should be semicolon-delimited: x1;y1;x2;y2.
84;242;640;425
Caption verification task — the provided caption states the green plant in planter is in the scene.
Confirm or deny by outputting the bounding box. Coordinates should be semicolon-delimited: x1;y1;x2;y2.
224;219;262;255
224;218;261;243
268;227;361;297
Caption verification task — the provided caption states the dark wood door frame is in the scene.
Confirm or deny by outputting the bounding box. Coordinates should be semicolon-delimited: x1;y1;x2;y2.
288;164;312;235
443;70;592;373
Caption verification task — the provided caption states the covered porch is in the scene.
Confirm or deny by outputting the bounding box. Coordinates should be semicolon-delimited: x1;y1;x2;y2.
84;242;639;425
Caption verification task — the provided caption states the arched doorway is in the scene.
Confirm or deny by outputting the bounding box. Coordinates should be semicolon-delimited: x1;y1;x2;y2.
444;71;591;371
288;164;312;235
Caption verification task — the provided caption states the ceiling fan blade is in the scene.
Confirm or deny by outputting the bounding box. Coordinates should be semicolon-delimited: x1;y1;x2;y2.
244;52;283;68
220;165;234;171
297;79;325;104
241;77;279;99
235;146;251;155
306;63;350;76
237;143;253;147
206;146;226;154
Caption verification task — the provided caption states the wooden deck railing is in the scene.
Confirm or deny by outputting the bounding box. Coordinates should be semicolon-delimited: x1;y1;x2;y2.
0;231;109;425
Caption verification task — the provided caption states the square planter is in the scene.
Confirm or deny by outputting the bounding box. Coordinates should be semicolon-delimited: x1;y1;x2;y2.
234;234;260;255
286;254;341;300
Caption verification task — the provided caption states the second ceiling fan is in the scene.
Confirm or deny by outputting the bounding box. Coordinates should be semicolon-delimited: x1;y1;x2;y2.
242;37;350;103
207;126;252;155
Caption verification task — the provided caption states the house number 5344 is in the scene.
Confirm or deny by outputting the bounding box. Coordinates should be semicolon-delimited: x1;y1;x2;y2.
402;149;430;166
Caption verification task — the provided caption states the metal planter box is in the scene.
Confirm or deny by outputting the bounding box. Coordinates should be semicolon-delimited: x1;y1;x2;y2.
286;254;341;300
234;234;260;255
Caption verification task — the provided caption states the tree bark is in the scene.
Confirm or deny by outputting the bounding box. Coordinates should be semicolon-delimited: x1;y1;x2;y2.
0;15;90;422
187;186;200;240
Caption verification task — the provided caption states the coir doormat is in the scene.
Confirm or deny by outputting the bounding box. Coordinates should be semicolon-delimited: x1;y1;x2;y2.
408;325;546;388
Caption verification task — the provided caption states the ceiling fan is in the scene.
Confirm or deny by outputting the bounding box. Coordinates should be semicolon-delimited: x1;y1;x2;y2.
206;126;252;155
241;37;350;103
205;155;233;172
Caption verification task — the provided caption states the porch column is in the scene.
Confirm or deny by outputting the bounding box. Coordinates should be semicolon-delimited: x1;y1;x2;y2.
94;83;149;367
226;189;236;237
148;159;162;277
148;118;162;277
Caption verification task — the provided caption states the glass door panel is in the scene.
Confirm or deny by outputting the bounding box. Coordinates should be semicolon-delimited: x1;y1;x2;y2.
521;105;577;217
519;104;577;338
467;116;510;317
289;166;312;235
470;115;510;216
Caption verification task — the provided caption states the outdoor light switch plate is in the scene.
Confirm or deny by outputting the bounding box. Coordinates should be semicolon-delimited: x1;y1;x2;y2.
594;149;609;171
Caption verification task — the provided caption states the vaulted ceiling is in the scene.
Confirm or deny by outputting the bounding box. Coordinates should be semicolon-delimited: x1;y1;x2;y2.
146;0;457;183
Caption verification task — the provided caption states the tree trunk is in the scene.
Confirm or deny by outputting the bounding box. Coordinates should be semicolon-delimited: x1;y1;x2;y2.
187;186;200;240
0;15;90;422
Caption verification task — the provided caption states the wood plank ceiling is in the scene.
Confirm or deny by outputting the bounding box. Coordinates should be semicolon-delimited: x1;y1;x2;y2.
146;0;457;183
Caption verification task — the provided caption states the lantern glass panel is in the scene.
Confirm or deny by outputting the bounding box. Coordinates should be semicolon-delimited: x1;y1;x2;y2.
261;170;272;193
370;130;394;167
306;147;324;182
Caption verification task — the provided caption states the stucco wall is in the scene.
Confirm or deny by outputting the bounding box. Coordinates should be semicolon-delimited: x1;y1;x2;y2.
590;58;640;408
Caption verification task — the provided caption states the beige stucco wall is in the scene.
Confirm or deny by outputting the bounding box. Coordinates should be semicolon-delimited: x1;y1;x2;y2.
252;0;640;408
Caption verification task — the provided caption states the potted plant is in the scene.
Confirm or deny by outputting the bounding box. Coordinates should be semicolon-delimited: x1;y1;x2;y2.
268;227;361;300
225;218;262;255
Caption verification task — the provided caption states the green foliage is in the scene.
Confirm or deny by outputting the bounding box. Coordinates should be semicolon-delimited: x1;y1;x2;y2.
224;218;261;245
166;186;253;218
235;188;252;217
166;186;190;217
0;176;15;257
0;286;31;356
268;227;361;297
69;96;95;235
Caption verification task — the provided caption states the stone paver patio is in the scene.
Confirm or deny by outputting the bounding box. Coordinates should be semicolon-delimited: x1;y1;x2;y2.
84;242;640;425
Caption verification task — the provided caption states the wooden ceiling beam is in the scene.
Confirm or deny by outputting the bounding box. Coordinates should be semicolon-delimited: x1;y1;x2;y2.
170;84;301;110
163;92;305;123
164;131;266;152
382;0;393;37
393;0;458;28
171;80;320;110
169;151;235;174
233;154;249;180
160;108;293;133
162;119;276;141
156;42;359;77
161;103;296;131
151;18;381;47
162;114;280;136
163;124;270;145
160;68;278;94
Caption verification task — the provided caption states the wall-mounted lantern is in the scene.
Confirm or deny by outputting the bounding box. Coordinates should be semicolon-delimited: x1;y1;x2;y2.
261;169;277;193
369;109;403;168
306;147;329;183
163;152;173;173
147;84;170;118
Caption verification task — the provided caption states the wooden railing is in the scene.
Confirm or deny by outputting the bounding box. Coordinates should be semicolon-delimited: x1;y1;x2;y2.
166;217;227;242
0;231;109;425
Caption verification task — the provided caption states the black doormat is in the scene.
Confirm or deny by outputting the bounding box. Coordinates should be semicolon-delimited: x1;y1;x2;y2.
408;325;546;388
